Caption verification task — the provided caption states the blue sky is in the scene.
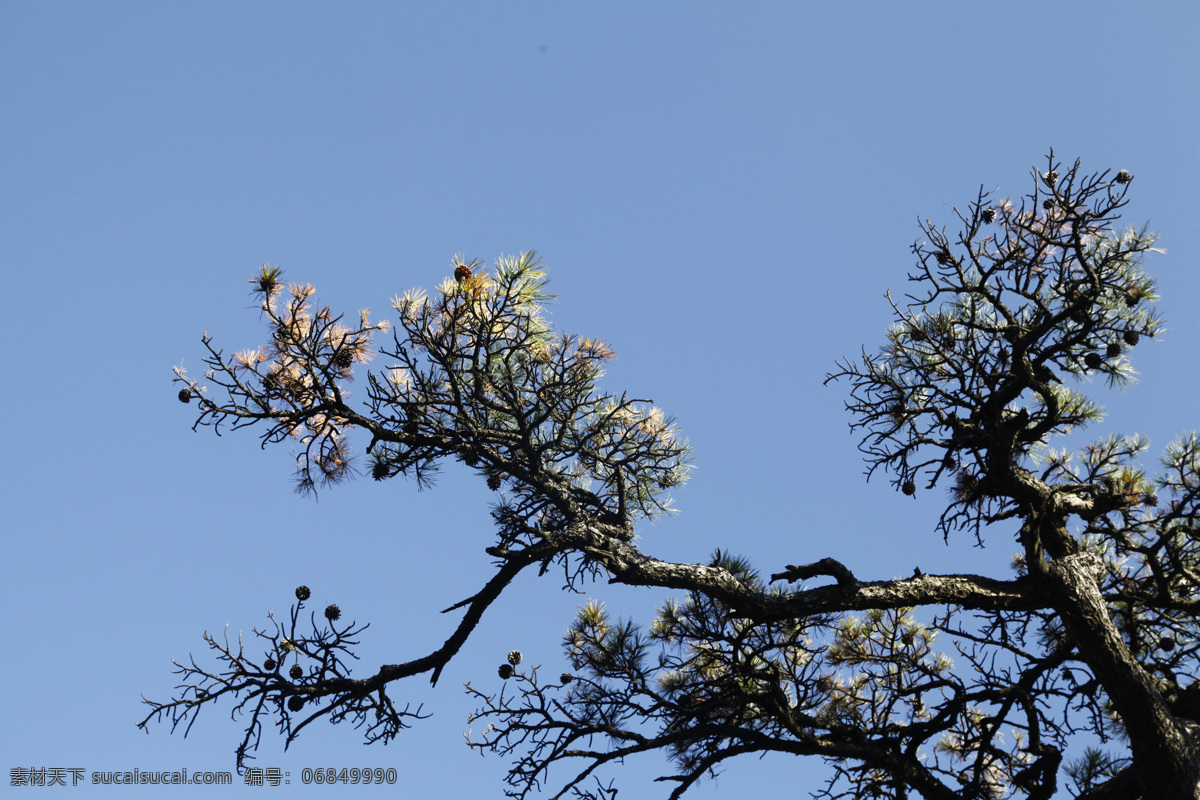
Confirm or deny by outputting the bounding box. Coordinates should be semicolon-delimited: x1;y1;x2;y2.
2;2;1198;797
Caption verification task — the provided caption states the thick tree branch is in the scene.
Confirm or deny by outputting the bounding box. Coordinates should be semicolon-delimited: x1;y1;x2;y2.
550;521;1047;619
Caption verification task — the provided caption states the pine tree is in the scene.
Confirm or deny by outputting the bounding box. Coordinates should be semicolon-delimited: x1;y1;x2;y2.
144;155;1200;799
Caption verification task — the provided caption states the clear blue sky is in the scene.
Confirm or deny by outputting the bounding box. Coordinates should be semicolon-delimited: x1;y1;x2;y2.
2;2;1197;797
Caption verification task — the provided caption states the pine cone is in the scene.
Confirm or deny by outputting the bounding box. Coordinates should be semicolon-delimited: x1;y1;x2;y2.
325;604;341;622
1042;170;1059;186
295;585;311;601
372;461;389;481
287;696;305;712
290;665;303;680
1084;352;1103;370
498;664;514;680
507;650;523;666
1124;330;1140;347
1115;169;1133;184
178;388;192;403
487;472;502;491
454;265;473;283
981;207;997;223
264;658;277;671
560;672;573;685
332;348;354;369
1106;343;1121;358
902;480;916;496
